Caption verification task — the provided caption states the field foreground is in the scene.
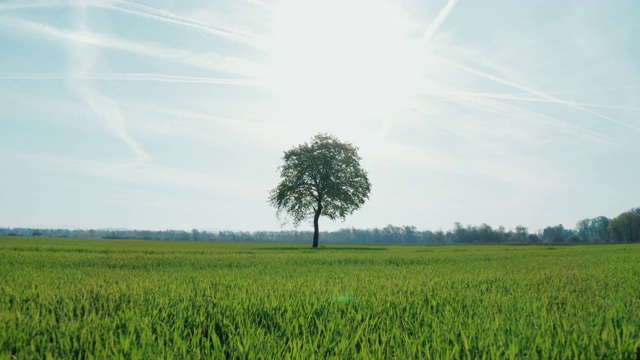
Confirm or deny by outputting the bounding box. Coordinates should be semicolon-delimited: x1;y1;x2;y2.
1;238;639;359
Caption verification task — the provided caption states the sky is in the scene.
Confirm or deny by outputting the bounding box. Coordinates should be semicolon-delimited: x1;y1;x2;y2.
1;0;639;234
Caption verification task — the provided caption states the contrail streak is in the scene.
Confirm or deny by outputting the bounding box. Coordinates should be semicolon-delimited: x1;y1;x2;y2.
417;0;639;144
98;1;270;51
138;105;263;130
0;16;264;77
422;0;459;47
81;89;152;163
418;89;640;112
70;1;150;164
0;0;269;50
0;72;264;86
421;81;639;150
432;55;640;132
0;0;69;11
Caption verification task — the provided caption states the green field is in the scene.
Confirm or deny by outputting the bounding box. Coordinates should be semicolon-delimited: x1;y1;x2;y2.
1;237;639;359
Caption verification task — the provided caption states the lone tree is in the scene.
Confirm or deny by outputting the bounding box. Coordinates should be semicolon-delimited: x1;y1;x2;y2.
269;133;371;248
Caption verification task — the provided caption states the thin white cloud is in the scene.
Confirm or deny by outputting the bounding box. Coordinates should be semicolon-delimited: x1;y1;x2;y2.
0;16;264;77
118;102;316;155
422;0;459;47
105;162;264;196
365;141;452;171
364;128;565;192
0;72;264;86
245;0;275;12
0;150;260;195
127;104;288;144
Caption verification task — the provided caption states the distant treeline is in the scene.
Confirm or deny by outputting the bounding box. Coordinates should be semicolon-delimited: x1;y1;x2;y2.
2;207;639;244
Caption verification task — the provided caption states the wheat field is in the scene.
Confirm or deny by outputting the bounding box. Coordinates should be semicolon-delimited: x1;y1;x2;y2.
1;237;639;358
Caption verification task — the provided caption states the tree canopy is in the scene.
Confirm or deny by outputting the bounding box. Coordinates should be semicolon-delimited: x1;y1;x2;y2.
608;209;640;243
269;134;371;247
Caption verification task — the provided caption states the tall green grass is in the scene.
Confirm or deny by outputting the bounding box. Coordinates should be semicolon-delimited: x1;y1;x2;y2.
1;238;639;358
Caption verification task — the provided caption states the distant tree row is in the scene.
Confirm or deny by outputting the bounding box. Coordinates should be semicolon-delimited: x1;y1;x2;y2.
2;207;639;244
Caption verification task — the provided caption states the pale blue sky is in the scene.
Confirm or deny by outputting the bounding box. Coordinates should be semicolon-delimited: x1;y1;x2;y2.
1;0;639;233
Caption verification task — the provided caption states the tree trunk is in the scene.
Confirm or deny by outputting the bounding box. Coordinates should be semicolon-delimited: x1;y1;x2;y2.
312;203;322;248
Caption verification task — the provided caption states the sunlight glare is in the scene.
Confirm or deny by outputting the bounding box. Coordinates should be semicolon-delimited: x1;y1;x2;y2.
265;1;424;137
